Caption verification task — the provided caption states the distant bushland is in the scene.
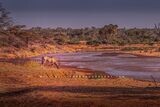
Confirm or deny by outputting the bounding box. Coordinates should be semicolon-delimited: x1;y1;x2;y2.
0;2;160;48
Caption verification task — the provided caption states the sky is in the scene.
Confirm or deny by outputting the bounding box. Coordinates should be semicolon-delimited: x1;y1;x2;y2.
1;0;160;28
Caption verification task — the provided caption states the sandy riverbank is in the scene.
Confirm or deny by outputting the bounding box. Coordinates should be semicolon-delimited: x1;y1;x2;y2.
0;62;160;107
0;44;160;107
0;44;160;59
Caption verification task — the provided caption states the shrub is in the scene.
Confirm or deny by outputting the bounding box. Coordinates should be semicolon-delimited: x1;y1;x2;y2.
87;39;102;45
68;38;80;44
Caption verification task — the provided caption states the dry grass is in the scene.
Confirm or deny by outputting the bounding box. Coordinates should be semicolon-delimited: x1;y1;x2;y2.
0;61;160;107
1;44;160;59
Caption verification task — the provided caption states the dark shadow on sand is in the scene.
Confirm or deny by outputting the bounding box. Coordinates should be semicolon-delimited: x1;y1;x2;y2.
1;86;160;100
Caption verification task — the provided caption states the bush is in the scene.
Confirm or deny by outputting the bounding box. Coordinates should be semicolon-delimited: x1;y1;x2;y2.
68;38;80;44
87;39;102;45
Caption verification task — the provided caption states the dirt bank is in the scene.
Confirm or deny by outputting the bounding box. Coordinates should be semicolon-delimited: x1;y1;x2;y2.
0;44;160;59
0;62;160;107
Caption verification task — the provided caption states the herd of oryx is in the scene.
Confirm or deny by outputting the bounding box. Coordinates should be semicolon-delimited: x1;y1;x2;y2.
41;56;60;69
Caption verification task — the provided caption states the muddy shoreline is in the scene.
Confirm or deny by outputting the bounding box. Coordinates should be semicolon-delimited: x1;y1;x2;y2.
99;51;160;58
1;58;160;107
0;51;160;82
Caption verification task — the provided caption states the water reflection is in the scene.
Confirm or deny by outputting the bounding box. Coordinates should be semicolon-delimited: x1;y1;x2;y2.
41;52;160;81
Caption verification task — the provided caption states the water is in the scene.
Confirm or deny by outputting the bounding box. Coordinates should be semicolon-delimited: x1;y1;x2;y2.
35;52;160;81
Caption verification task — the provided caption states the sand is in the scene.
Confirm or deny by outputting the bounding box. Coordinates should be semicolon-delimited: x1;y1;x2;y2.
0;62;160;107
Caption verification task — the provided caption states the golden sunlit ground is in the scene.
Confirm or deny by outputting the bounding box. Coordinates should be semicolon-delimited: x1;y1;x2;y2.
0;62;160;107
0;44;160;59
0;44;160;107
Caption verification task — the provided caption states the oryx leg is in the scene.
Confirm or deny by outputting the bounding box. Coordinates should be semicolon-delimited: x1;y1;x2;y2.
41;57;45;65
54;62;59;69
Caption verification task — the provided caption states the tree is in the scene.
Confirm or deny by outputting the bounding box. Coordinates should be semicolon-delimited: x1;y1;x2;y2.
0;2;12;30
154;23;160;36
99;24;118;44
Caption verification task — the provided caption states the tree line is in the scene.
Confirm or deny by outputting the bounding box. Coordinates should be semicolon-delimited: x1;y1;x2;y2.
0;2;160;48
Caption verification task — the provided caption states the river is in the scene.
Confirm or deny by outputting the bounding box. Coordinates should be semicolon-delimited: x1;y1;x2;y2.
34;51;160;81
